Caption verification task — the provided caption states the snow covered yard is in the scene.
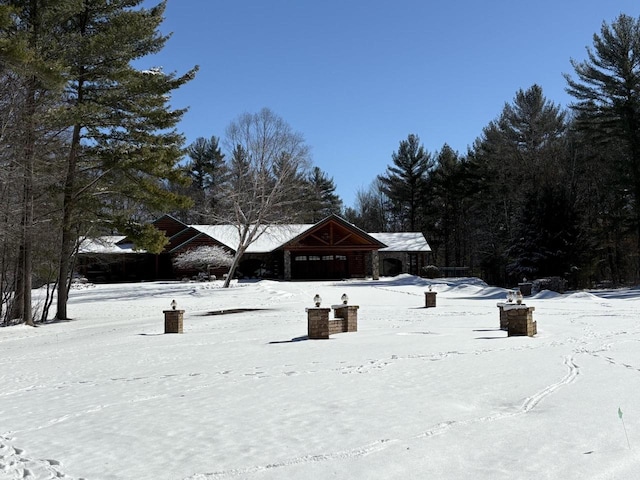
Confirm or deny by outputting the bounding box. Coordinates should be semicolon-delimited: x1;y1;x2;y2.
1;276;640;479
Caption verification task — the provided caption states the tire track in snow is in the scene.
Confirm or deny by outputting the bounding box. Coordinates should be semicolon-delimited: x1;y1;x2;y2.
183;439;397;479
410;354;579;438
520;355;579;413
185;355;580;479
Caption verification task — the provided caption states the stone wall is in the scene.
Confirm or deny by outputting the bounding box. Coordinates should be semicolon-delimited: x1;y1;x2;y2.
307;305;358;339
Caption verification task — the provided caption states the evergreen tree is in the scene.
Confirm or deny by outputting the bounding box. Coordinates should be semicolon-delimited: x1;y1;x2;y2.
565;13;640;281
0;1;197;321
428;145;471;268
0;0;69;324
303;166;343;222
467;85;570;285
500;84;566;188
52;0;196;320
378;134;432;231
507;185;580;281
180;135;226;223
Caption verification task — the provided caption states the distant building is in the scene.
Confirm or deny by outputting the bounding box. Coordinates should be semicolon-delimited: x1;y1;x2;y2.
78;214;431;282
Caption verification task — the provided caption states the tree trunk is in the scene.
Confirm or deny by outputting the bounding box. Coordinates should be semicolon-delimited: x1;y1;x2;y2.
10;246;24;321
22;145;34;326
56;124;81;320
11;79;37;326
223;247;245;288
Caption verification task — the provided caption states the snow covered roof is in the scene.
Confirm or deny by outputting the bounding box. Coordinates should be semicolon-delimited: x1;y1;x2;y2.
78;223;431;256
191;224;314;253
369;232;431;252
78;236;138;254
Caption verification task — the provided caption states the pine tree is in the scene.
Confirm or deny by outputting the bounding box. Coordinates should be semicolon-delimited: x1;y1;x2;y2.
303;166;343;222
429;145;471;268
378;134;432;231
500;84;566;188
181;136;226;223
1;1;195;322
565;13;640;281
0;0;70;324
467;85;569;285
47;0;196;320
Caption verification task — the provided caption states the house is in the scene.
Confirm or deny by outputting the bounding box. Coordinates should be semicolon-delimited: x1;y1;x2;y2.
77;214;431;282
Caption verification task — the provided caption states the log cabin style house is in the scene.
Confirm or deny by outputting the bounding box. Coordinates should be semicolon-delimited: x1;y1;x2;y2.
78;214;431;282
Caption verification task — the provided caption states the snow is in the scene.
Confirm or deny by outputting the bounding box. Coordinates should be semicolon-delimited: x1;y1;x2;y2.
78;236;135;254
191;224;313;253
1;275;640;479
369;232;431;252
77;224;431;256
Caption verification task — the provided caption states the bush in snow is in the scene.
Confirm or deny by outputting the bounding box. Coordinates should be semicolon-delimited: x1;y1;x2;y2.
172;246;233;272
422;265;440;279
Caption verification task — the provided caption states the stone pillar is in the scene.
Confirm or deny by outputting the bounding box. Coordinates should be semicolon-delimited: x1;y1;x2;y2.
333;305;359;332
425;291;437;308
497;303;508;330
163;309;184;333
306;307;331;339
371;250;379;280
506;305;536;337
284;250;291;280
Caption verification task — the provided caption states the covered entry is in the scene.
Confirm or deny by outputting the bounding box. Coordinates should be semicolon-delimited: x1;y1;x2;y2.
283;216;384;280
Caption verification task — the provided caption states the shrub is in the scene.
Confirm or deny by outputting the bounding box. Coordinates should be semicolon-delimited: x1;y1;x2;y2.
422;265;440;279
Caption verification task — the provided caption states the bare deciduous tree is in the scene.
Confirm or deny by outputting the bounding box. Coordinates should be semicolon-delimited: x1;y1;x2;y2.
217;108;311;287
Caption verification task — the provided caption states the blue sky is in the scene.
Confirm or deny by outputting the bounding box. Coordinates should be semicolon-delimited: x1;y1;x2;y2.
142;0;639;208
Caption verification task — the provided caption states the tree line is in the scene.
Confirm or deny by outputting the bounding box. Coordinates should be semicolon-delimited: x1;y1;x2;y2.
344;15;640;289
0;2;638;325
180;14;640;290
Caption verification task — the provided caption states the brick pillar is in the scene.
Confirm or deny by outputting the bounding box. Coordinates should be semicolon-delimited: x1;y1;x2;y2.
163;309;184;333
506;306;536;337
306;308;331;339
497;303;508;330
425;291;437;308
333;305;359;332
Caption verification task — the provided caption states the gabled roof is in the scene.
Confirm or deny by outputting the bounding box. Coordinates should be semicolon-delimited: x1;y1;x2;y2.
154;214;189;238
282;214;386;251
167;229;231;254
